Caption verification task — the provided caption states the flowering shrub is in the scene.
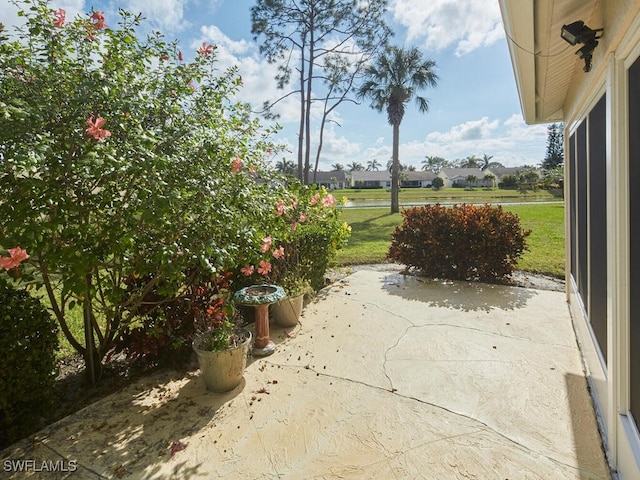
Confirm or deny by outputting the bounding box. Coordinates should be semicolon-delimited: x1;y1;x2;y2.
388;204;530;281
236;183;351;293
0;0;288;377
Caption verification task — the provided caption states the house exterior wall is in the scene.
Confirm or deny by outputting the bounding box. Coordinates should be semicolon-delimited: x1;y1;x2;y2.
501;0;640;476
562;6;640;479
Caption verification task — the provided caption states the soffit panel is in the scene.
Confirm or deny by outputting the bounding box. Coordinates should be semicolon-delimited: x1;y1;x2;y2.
500;0;602;124
534;0;601;123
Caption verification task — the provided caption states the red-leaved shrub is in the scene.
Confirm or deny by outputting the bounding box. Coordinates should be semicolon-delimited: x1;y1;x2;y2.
387;203;531;281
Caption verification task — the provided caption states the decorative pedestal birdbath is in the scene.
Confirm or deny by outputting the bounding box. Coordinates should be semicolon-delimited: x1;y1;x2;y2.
234;284;285;357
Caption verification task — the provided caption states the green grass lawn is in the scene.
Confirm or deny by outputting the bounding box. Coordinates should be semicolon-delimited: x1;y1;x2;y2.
341;187;563;204
335;202;565;278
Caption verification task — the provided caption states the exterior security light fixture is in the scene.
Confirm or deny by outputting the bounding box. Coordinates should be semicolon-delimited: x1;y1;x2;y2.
561;21;603;72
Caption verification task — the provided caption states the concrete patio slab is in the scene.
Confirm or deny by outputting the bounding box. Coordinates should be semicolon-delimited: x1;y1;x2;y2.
1;269;611;479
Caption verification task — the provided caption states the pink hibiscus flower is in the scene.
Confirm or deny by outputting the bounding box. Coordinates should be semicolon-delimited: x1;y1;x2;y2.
272;246;285;259
198;42;213;56
0;247;29;271
322;194;336;207
86;116;111;141
240;265;255;277
90;11;106;29
53;9;66;27
231;157;243;173
276;200;286;216
257;260;271;276
261;236;272;253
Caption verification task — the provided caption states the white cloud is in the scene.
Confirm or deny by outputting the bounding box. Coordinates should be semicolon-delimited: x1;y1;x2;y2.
391;0;504;56
426;117;499;143
414;115;548;167
126;0;190;33
199;25;253;56
504;113;548;141
319;126;362;159
194;26;301;123
0;0;85;33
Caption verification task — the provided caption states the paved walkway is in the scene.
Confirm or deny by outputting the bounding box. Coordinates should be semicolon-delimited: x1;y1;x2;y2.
1;269;611;479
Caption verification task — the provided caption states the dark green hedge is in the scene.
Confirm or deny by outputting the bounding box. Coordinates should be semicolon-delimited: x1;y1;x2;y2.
0;278;59;447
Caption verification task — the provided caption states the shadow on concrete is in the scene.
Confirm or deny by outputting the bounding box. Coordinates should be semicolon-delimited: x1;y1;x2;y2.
565;373;612;479
8;369;248;479
380;272;537;312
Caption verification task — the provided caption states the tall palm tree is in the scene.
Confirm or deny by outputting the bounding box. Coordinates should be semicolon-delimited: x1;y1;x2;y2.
421;155;448;173
358;46;438;213
481;153;493;170
459;155;481;168
331;163;345;171
366;159;381;171
275;158;296;176
347;161;364;172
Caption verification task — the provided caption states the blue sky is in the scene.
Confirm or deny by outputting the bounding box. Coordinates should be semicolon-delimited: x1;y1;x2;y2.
1;0;549;170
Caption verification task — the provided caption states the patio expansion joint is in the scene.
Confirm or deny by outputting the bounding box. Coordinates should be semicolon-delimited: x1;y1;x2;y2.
392;321;579;351
264;360;589;476
305;287;596;476
32;439;107;479
330;292;575;350
319;295;590;475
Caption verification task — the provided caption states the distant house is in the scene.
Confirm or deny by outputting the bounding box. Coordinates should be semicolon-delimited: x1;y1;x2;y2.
350;171;390;188
311;170;347;190
350;170;437;188
501;1;640;477
438;168;491;188
484;166;541;186
401;170;437;188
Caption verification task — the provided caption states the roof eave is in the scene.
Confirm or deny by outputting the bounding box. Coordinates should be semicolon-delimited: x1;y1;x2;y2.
499;0;537;124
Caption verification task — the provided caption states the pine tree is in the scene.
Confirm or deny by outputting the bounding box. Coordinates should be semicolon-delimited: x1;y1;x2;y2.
251;0;391;184
543;123;564;169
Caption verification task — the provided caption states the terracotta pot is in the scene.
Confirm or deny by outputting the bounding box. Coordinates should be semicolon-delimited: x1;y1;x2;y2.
271;294;304;327
192;330;251;392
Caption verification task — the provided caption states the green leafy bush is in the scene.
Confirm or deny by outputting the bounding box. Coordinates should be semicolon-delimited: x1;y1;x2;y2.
115;271;239;366
0;0;286;377
387;203;531;281
236;184;351;294
0;278;59;447
499;174;518;189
